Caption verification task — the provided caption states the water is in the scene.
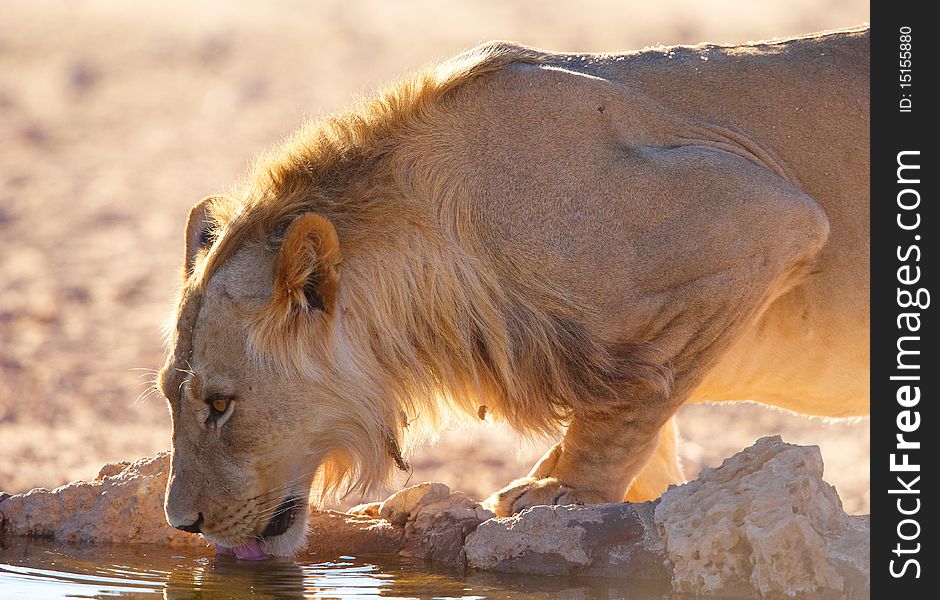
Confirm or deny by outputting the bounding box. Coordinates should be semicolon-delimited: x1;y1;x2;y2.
0;538;675;599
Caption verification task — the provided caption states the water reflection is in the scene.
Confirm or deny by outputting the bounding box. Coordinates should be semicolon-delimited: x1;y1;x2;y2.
0;538;676;599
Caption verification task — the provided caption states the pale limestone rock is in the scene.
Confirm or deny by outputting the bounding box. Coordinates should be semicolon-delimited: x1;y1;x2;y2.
464;502;670;580
379;481;495;565
306;510;403;555
467;505;602;569
347;501;382;517
0;453;200;546
655;435;869;599
378;482;453;526
825;515;871;600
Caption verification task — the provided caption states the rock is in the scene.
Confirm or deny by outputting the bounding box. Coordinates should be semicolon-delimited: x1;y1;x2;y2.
655;435;869;599
389;483;495;567
464;501;670;580
306;510;403;556
303;484;494;567
96;460;132;479
825;515;871;600
347;501;382;517
379;482;452;526
1;436;870;598
463;436;868;598
0;453;199;546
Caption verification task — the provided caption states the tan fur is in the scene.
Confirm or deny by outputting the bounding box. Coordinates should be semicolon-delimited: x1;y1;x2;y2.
159;27;869;554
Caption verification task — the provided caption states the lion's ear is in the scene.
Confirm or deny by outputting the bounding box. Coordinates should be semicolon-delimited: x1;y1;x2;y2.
184;195;224;278
273;213;341;315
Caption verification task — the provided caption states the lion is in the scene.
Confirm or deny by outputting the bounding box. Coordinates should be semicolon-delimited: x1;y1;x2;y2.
158;26;869;558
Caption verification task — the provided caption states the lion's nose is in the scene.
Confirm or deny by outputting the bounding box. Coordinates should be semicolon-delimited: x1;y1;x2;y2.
174;512;204;534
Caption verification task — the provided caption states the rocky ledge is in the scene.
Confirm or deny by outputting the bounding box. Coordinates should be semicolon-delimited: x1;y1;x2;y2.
1;436;869;599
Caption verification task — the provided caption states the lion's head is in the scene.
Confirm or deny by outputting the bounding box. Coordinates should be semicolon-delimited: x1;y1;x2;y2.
158;195;406;558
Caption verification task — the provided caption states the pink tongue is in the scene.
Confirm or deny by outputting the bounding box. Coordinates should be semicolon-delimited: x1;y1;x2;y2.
217;538;268;561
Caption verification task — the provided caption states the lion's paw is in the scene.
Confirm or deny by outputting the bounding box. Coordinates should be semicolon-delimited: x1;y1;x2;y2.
483;477;607;516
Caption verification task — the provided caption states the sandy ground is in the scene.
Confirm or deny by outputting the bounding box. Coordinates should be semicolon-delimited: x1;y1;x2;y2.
0;0;869;514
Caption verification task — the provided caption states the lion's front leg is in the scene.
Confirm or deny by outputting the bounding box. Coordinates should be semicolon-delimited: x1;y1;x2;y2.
625;416;685;502
485;414;664;516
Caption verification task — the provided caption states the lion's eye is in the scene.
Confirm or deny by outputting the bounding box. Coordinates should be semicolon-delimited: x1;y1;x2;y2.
207;395;233;418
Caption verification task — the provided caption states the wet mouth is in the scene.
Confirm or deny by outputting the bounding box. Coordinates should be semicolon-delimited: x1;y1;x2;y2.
260;496;302;538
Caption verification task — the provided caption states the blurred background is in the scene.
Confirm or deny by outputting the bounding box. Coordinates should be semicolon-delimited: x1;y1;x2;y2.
0;0;869;512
